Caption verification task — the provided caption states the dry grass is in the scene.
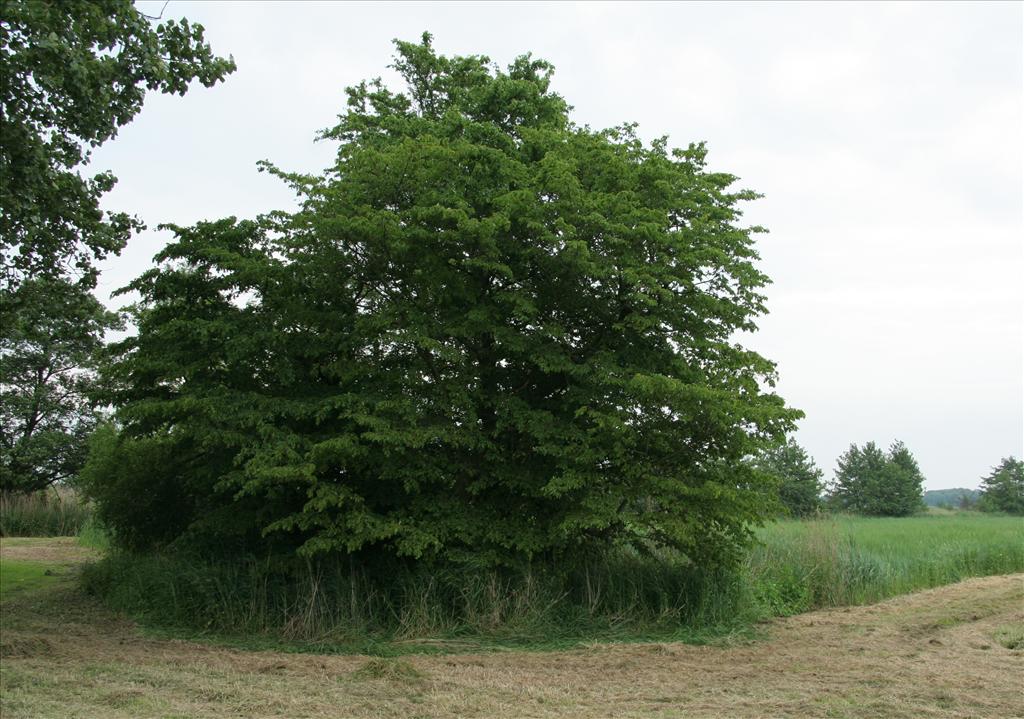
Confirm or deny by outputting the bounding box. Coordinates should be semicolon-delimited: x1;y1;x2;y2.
1;540;1022;718
0;537;99;563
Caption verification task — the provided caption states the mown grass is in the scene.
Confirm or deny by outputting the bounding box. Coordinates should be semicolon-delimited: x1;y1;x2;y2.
0;560;59;600
0;537;98;602
80;513;1024;654
0;489;92;537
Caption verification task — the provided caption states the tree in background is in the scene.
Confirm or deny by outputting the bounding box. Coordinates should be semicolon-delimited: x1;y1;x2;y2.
753;437;823;517
85;34;801;568
827;441;924;516
887;441;926;512
978;457;1023;515
0;1;234;492
0;278;120;492
921;487;980;509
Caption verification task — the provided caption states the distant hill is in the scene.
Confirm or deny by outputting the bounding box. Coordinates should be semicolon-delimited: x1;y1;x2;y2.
923;488;981;507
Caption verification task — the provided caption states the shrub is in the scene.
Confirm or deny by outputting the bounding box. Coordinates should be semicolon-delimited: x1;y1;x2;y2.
77;424;213;552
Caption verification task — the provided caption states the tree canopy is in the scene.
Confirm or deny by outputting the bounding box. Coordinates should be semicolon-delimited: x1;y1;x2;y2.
85;34;800;568
828;441;924;516
0;277;120;492
0;0;235;290
0;1;235;493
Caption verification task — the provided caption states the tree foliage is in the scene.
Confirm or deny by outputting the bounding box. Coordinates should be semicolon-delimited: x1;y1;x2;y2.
0;1;234;492
978;457;1023;515
0;278;120;492
1;0;235;289
828;441;924;516
753;437;823;517
91;34;800;568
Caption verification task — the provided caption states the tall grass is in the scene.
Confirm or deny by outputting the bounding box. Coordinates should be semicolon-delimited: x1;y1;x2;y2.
83;549;750;647
81;513;1024;649
747;514;1024;614
76;515;111;551
0;488;92;537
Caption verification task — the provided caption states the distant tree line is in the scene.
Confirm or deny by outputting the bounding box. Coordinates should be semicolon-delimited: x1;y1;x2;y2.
922;488;980;510
754;439;1022;518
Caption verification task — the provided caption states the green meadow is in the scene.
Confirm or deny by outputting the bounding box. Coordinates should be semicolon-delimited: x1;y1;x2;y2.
748;513;1024;615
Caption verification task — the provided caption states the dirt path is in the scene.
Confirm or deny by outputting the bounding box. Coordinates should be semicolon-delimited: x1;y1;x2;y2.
1;540;1021;718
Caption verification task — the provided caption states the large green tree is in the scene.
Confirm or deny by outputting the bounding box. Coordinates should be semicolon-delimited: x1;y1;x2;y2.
978;457;1023;515
0;1;234;491
828;440;924;516
87;34;800;568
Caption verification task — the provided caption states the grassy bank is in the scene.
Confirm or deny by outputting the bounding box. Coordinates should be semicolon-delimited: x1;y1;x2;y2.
80;513;1024;652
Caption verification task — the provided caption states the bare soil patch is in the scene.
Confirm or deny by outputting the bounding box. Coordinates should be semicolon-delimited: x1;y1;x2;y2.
1;540;1021;718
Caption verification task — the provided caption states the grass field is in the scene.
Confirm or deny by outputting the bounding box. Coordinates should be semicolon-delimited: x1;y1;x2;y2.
748;513;1024;614
0;534;1021;718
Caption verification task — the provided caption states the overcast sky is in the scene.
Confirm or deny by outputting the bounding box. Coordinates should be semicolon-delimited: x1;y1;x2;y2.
94;1;1023;490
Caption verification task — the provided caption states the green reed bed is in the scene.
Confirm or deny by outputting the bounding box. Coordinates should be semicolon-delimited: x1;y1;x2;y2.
748;513;1024;614
0;489;92;537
